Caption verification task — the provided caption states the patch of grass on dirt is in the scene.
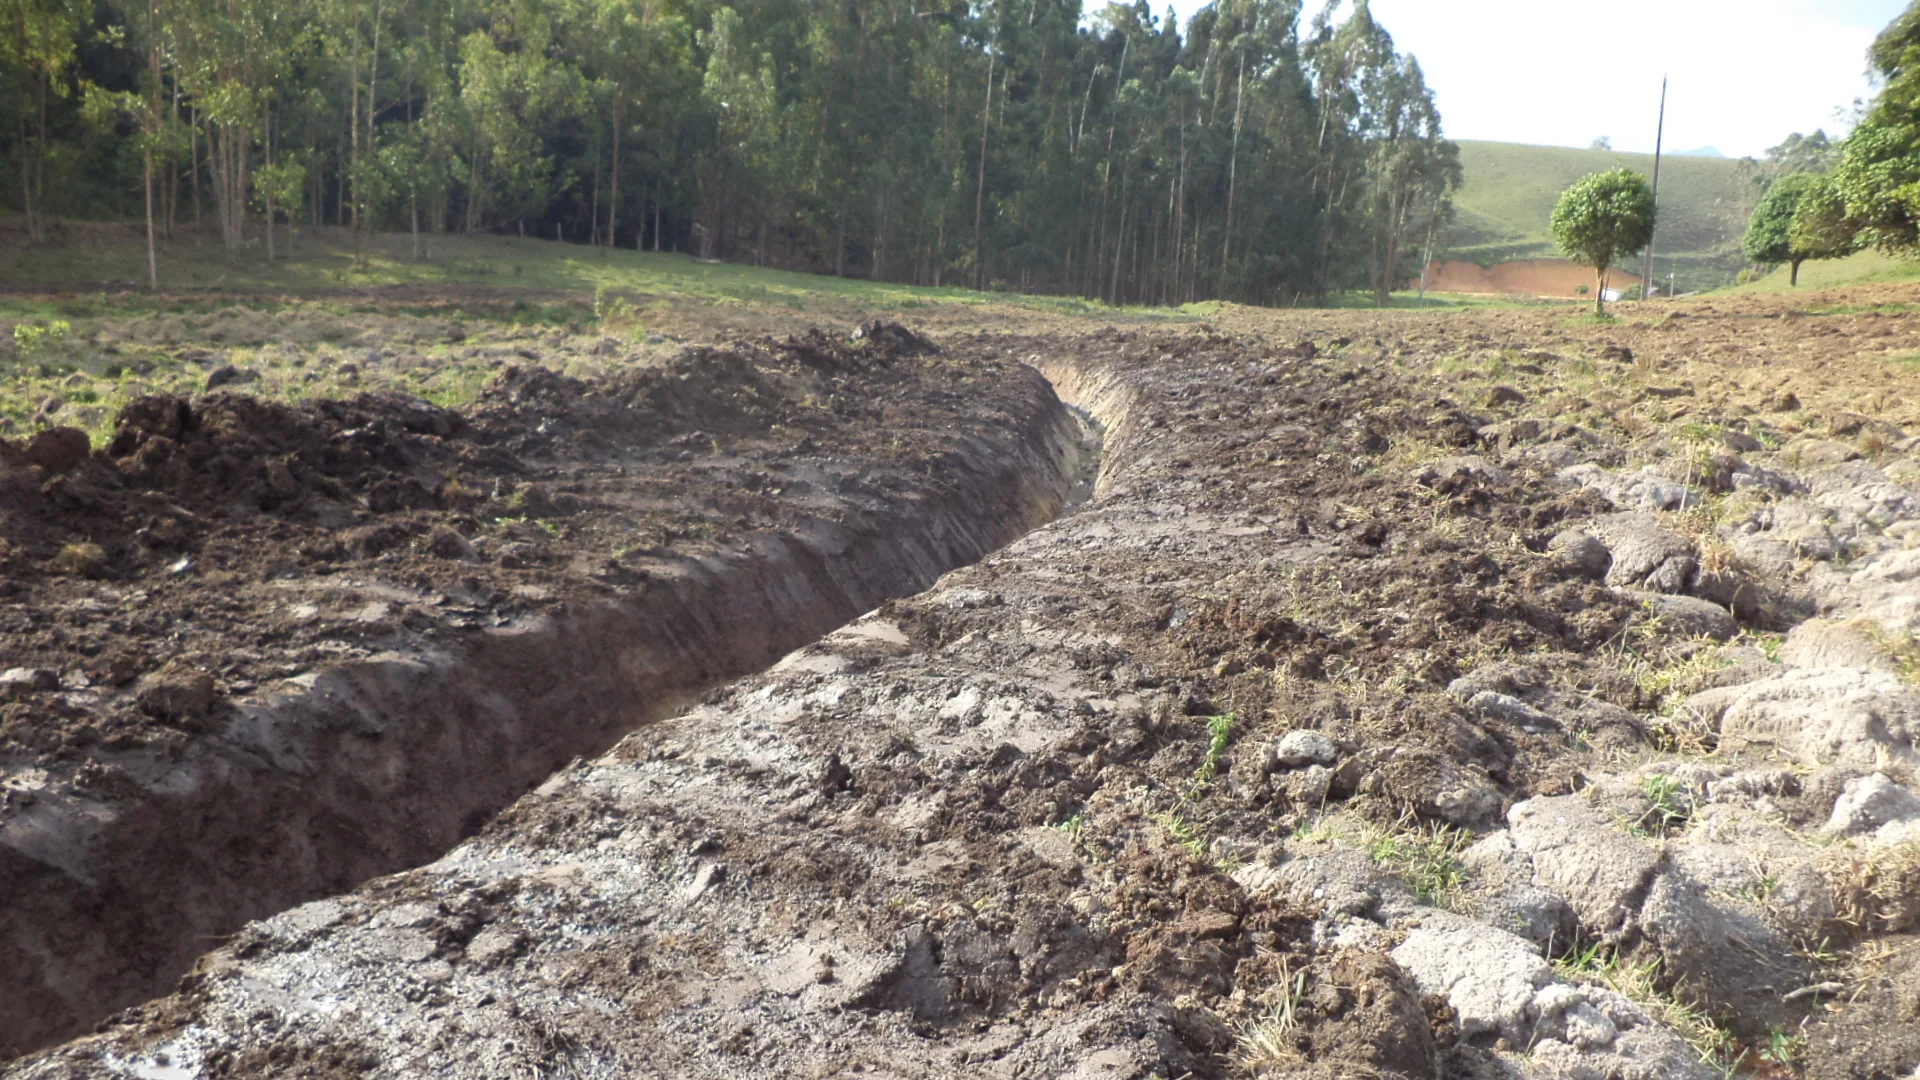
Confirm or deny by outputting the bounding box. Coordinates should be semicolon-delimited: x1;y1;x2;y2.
1856;625;1920;684
1047;812;1106;864
50;541;108;578
1365;817;1470;907
1150;808;1212;863
1553;943;1743;1076
1232;961;1309;1071
1821;838;1920;935
1560;311;1621;329
0;226;1210;326
0;294;645;442
1635;644;1733;705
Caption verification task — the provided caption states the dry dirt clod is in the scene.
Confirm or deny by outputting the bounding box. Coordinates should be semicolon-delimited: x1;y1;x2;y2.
132;662;220;729
23;426;90;473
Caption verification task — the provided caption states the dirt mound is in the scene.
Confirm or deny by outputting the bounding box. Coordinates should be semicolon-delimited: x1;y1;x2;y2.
0;327;977;758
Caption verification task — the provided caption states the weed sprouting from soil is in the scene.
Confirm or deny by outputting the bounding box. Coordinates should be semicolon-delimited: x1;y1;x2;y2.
1628;642;1734;755
1820;838;1920;934
1757;1028;1807;1068
1858;625;1920;685
11;319;70;356
1633;773;1696;837
1192;712;1238;787
50;542;107;578
1048;812;1106;863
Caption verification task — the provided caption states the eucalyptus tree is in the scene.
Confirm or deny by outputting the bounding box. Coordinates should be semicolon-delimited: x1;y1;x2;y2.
457;8;587;233
3;0;1462;308
1;0;90;240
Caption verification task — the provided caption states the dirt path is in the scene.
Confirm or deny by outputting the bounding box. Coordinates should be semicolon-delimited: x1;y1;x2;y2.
8;288;1920;1078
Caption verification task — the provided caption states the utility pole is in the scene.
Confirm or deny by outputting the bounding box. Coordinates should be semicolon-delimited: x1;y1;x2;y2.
1641;76;1667;298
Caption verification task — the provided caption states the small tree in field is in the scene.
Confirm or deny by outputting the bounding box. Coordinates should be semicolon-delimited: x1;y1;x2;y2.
1787;174;1858;281
1550;168;1656;314
1744;173;1852;286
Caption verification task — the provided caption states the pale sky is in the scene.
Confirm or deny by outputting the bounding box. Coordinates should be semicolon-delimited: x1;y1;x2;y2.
1164;0;1907;158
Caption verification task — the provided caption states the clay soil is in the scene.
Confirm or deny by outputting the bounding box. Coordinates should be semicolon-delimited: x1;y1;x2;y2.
8;283;1920;1078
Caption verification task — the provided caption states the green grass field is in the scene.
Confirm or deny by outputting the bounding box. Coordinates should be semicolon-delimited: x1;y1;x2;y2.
1;222;1176;319
1448;141;1758;293
0;220;1522;321
1723;247;1920;293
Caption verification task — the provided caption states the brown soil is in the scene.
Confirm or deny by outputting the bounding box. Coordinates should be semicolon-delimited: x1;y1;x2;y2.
9;282;1920;1079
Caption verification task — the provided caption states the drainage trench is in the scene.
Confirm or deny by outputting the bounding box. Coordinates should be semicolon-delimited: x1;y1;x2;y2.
0;365;1106;1060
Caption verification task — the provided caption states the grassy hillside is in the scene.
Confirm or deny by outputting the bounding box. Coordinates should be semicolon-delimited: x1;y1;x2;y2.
1448;141;1759;293
1724;247;1920;293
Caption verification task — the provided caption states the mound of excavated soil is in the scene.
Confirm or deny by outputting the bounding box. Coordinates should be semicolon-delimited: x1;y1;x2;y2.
13;287;1920;1079
0;324;996;757
1425;258;1646;298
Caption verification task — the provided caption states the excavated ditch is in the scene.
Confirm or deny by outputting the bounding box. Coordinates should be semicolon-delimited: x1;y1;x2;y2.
11;318;1920;1079
0;341;1100;1060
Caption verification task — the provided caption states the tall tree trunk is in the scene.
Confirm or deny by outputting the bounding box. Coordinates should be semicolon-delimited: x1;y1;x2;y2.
264;102;275;262
349;21;360;232
972;51;995;291
191;123;202;226
873;176;888;281
18;116;33;243
1222;57;1242;292
1108;170;1128;305
834;194;847;277
144;149;158;289
607;91;621;249
33;70;48;240
358;0;382;266
165;81;179;238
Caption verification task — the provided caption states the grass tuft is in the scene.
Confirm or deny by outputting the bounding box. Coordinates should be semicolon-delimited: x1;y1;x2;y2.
1553;943;1742;1075
1232;961;1310;1072
1366;817;1470;907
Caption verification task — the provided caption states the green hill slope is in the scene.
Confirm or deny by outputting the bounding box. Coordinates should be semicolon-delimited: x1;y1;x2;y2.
1725;248;1920;293
1448;141;1759;293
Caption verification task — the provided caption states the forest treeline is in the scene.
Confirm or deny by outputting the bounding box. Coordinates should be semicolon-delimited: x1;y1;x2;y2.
1;0;1458;305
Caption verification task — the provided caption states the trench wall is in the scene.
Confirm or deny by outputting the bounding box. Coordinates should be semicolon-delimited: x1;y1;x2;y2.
0;367;1088;1058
